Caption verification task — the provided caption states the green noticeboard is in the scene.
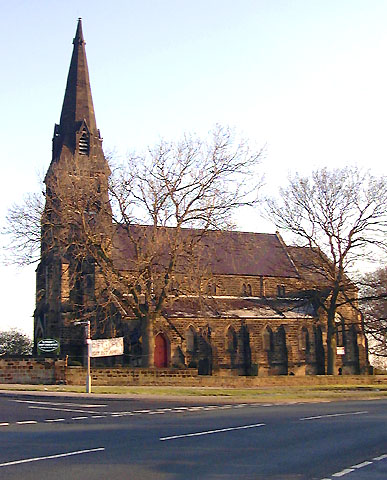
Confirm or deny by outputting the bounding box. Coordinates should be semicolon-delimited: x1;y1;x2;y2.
37;338;60;355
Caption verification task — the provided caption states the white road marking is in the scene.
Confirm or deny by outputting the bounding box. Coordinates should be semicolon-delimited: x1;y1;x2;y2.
350;461;373;469
14;400;106;408
16;421;37;425
160;423;265;441
44;418;65;423
373;453;387;461
1;400;302;428
29;405;100;414
300;411;368;421
332;468;355;477
322;453;387;479
0;447;105;468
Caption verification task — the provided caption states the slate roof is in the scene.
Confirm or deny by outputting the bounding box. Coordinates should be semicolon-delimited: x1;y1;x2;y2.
112;225;301;279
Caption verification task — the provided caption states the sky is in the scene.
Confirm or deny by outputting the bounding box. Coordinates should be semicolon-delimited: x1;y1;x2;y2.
0;0;386;337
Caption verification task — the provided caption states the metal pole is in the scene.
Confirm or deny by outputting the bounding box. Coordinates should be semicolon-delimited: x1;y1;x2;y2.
85;321;91;394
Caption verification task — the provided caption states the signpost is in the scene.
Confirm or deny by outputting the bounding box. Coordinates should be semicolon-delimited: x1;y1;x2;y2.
74;321;124;393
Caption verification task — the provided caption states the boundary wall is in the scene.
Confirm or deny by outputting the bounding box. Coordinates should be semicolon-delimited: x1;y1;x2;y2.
0;357;66;385
0;357;384;387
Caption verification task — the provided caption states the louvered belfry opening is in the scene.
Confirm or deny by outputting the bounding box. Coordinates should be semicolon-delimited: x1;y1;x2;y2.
79;132;89;155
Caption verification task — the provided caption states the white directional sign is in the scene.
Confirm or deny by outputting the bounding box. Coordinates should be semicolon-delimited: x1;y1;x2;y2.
90;337;124;358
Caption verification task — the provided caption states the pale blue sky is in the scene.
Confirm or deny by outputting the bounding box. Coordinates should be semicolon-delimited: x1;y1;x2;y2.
1;0;386;335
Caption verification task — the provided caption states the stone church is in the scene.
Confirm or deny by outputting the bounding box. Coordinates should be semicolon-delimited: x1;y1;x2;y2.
34;20;369;376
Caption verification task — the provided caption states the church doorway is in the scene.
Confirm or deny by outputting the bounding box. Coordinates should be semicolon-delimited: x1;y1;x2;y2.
154;333;168;368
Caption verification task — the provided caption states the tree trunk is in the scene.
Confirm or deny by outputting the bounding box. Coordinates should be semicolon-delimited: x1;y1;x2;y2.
326;311;336;375
141;315;154;367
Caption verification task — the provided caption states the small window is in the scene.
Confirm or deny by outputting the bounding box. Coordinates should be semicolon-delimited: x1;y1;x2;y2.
242;283;252;296
277;285;286;297
79;132;89;155
206;282;216;295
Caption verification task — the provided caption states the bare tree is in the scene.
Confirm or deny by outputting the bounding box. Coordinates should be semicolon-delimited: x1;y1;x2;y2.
5;127;263;365
360;266;387;368
265;167;387;374
2;192;43;265
105;127;263;365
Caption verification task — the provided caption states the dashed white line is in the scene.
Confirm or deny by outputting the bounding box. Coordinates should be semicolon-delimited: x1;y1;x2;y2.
321;453;387;479
350;461;373;469
0;447;105;468
160;423;265;441
332;468;355;477
0;423;10;426
16;421;37;425
71;416;88;420
373;453;387;461
44;418;65;423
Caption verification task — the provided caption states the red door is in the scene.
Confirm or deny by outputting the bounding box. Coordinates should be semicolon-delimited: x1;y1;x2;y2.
154;333;168;368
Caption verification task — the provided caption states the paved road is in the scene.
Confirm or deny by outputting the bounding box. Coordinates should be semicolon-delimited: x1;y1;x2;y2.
0;393;386;479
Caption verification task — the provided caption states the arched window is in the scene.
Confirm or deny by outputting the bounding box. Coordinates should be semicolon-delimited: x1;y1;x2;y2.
186;326;197;352
247;284;252;296
206;282;216;295
226;326;238;353
335;314;345;347
277;285;286;297
79;132;89;155
263;326;274;352
300;327;310;352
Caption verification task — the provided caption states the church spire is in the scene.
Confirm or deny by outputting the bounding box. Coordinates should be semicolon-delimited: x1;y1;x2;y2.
59;18;97;135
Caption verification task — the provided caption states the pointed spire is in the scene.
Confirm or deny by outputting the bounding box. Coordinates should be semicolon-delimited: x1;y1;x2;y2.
59;19;97;135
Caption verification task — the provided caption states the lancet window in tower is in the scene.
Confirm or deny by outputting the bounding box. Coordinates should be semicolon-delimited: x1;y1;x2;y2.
79;132;90;155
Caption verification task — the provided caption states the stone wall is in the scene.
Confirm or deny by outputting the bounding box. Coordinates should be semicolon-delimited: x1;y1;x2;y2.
66;366;383;387
66;367;198;386
0;357;381;387
0;357;66;385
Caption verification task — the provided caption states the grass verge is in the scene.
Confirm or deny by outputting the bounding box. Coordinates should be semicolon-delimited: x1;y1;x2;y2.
0;383;386;402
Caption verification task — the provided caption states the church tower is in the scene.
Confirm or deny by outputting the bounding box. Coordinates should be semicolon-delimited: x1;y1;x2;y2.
34;19;112;358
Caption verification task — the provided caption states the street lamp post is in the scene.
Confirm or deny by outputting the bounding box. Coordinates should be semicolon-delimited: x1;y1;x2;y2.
74;320;91;393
